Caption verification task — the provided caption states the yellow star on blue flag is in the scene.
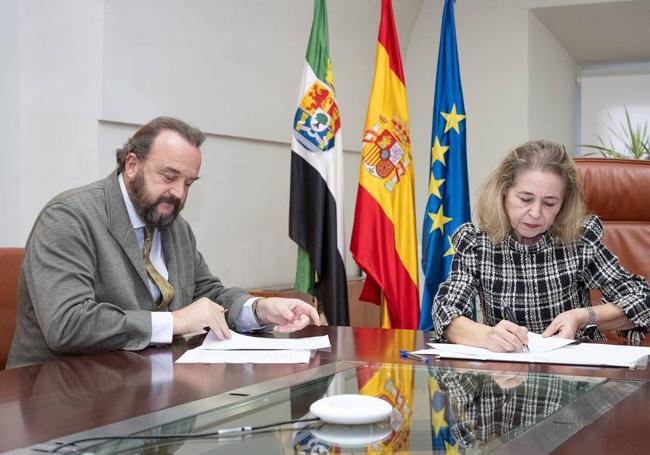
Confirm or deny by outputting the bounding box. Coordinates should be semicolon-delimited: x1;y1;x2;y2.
441;104;465;134
429;370;463;452
444;235;455;257
428;206;452;234
431;136;450;165
429;176;445;198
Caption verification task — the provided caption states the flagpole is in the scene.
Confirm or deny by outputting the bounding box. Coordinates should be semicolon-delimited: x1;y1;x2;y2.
380;291;391;328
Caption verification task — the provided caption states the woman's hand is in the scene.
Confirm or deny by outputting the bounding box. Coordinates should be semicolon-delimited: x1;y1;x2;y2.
445;316;528;352
485;320;529;352
490;363;530;390
542;309;585;339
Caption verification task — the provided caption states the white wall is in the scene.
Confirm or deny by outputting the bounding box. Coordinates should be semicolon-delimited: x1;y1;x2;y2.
0;0;103;246
528;11;580;152
0;0;20;244
580;70;650;156
101;0;421;149
2;0;585;291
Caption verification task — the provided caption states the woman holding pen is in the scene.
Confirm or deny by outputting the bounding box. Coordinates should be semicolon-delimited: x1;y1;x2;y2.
432;140;650;352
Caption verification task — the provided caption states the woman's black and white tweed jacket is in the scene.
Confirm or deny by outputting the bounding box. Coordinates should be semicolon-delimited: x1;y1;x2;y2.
433;215;650;341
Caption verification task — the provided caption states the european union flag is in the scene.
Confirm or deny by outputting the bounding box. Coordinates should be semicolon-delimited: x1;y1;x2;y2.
420;0;471;330
428;367;464;453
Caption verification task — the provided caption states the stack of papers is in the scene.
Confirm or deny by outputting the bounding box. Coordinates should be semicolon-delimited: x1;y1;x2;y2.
176;332;331;364
413;333;650;368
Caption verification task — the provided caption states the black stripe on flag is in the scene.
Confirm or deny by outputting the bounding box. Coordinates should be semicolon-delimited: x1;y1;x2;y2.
289;151;349;326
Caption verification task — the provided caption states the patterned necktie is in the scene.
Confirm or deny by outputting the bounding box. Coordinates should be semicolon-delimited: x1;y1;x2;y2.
143;226;175;310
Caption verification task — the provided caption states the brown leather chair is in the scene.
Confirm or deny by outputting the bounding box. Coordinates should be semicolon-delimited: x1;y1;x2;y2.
575;158;650;340
0;248;23;369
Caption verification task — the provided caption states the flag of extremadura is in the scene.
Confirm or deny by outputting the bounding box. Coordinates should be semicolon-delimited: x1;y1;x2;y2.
289;0;349;326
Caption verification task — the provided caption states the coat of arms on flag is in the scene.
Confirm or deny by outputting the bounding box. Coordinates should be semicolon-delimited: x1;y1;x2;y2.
293;81;340;153
361;115;412;192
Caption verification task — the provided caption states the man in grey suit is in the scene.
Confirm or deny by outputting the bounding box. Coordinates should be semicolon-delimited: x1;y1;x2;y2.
8;117;319;368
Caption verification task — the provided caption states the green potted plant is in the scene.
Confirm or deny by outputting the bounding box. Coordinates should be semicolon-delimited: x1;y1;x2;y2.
580;107;650;160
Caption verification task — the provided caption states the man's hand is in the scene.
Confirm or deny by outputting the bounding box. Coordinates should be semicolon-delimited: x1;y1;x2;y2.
255;297;320;333
542;309;584;339
485;320;529;352
172;297;231;340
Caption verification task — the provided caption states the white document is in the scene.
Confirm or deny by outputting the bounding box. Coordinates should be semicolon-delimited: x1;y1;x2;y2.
532;343;650;368
176;349;312;364
413;337;650;368
413;348;553;364
526;332;577;353
425;333;574;358
198;331;331;351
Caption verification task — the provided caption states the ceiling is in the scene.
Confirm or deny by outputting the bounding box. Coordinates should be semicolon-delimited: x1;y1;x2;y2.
531;0;650;67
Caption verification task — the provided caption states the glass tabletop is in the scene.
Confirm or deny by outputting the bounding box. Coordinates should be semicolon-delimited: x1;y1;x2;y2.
53;362;641;454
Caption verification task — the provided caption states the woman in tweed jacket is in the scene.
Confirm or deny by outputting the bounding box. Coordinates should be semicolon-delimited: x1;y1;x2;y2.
433;140;650;352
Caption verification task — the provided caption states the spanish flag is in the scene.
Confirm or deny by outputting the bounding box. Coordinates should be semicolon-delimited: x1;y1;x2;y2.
350;0;419;329
356;329;417;452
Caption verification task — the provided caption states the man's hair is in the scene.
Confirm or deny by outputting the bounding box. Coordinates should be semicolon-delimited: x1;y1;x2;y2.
115;116;206;172
476;139;587;244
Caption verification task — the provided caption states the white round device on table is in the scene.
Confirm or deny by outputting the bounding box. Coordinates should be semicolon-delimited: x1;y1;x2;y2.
310;423;392;448
309;394;393;425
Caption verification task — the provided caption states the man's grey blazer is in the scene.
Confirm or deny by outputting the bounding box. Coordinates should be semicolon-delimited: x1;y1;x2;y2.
7;171;250;368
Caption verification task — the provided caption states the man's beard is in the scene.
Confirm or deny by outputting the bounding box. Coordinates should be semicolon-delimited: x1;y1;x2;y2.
128;170;184;229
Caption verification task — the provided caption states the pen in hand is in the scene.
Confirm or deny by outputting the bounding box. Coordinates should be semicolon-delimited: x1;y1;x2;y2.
502;305;530;353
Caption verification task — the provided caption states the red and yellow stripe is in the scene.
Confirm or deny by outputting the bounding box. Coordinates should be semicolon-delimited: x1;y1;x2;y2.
356;329;417;451
351;0;419;329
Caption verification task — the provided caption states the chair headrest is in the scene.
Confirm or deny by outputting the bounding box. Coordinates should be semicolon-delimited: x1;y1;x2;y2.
575;158;650;222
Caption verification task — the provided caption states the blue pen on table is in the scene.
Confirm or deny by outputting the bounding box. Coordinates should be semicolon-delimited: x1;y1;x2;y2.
399;349;430;364
502;305;530;353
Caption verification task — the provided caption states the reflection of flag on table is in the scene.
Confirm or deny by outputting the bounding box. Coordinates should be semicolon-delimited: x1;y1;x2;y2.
291;374;337;453
428;368;464;453
420;0;471;330
356;329;416;452
289;0;349;326
350;0;419;329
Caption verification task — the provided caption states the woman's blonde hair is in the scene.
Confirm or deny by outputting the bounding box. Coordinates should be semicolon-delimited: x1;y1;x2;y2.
477;140;586;244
